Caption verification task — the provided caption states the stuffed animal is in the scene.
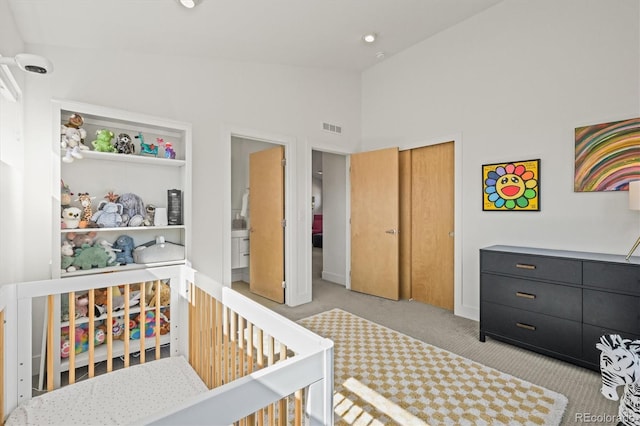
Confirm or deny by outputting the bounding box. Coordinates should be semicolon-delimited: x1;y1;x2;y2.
115;133;135;155
66;231;97;249
61;180;73;208
91;129;116;153
61;240;76;272
71;245;115;270
75;293;89;318
91;200;124;228
143;204;155;226
60;113;89;163
94;238;118;264
164;142;176;159
116;193;146;227
62;207;82;229
76;192;97;228
147;281;170;307
113;235;135;264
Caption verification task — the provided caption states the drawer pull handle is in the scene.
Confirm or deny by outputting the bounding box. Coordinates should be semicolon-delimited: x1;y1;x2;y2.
516;322;536;331
516;291;536;300
515;263;536;270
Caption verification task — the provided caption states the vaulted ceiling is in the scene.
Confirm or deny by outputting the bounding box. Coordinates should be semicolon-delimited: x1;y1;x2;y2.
7;0;502;72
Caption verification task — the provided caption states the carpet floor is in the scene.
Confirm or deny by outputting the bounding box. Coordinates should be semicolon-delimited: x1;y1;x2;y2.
299;308;568;426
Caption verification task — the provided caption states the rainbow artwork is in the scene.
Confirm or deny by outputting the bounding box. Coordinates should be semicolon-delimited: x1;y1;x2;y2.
574;117;640;192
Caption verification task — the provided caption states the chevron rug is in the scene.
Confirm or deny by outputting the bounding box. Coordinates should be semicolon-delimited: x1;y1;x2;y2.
298;309;568;426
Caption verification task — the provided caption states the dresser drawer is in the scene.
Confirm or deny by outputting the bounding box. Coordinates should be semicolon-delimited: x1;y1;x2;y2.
583;289;640;334
582;324;640;371
481;273;581;321
481;302;582;358
583;261;640;294
481;250;582;284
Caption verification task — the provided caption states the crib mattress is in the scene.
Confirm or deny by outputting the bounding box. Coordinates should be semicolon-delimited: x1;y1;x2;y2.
6;356;208;425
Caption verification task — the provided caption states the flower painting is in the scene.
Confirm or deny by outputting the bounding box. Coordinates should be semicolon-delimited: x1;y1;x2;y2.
482;159;540;211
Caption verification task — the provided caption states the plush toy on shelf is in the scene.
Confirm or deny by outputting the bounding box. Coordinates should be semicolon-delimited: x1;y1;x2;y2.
147;281;170;308
71;244;116;270
91;199;124;228
61;206;82;229
75;293;89;318
65;231;97;249
113;235;135;264
76;192;98;228
116;193;146;227
115;133;135;155
61;180;73;209
136;132;158;157
60;323;106;358
91;129;117;153
61;240;76;273
60;113;89;163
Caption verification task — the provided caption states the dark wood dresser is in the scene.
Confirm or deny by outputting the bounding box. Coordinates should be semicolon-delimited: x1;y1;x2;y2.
480;245;640;371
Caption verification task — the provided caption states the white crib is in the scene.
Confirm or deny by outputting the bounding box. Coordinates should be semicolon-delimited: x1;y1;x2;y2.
0;266;334;425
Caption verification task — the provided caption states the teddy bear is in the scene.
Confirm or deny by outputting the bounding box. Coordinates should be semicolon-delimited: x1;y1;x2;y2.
75;293;89;318
60;113;89;163
61;206;82;229
91;129;116;153
66;231;97;249
147;281;170;307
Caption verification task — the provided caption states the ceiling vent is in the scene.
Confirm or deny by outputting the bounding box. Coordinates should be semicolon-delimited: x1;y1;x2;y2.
322;122;342;135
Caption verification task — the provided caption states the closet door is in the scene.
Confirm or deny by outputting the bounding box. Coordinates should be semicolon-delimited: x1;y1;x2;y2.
411;142;454;310
350;147;399;300
249;146;285;303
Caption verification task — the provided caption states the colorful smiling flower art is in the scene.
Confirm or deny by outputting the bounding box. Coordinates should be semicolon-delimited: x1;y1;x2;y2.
483;161;539;210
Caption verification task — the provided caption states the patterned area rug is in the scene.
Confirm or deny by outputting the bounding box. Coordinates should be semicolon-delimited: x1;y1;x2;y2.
298;309;568;426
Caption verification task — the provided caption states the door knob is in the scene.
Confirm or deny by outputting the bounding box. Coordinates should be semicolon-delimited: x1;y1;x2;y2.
385;229;398;235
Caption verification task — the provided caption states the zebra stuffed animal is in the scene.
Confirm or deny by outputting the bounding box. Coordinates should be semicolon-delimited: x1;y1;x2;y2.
597;334;640;426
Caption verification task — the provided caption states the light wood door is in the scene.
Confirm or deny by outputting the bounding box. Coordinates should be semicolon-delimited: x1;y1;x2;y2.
350;147;399;300
411;142;454;310
249;145;285;303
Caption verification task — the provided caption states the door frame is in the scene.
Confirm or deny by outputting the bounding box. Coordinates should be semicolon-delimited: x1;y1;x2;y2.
223;124;296;305
306;144;352;296
397;133;466;318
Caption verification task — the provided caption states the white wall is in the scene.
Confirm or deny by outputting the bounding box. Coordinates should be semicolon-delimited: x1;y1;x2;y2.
361;0;640;320
321;152;347;285
19;45;362;305
0;0;25;286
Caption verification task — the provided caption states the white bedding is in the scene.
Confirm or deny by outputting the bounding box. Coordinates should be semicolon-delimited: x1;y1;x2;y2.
6;356;208;426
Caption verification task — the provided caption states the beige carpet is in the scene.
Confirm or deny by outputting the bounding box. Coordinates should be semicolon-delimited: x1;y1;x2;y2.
299;308;568;426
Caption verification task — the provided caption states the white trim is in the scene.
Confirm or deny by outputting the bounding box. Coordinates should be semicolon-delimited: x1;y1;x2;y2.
0;56;20;102
398;133;465;319
223;124;297;306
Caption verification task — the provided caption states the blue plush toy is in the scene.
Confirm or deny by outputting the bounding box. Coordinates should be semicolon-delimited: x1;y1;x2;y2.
113;235;135;264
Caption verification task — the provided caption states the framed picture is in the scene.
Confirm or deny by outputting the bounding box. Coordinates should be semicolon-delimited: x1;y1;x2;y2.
482;159;540;211
575;117;640;192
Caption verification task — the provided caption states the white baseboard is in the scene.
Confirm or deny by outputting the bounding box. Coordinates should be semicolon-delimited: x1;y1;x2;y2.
321;271;345;286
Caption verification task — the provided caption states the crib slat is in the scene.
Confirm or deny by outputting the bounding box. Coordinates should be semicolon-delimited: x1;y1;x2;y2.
106;286;113;372
46;295;55;391
139;282;146;364
88;289;95;378
68;292;76;385
124;284;131;367
215;299;223;388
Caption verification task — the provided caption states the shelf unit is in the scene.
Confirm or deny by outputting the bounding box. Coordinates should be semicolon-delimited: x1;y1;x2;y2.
42;99;191;389
51;99;192;279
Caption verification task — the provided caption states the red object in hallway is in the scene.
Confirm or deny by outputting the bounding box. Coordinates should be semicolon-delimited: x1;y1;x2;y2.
312;214;323;235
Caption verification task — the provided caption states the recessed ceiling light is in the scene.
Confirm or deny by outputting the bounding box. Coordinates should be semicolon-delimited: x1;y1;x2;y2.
179;0;199;8
362;33;377;43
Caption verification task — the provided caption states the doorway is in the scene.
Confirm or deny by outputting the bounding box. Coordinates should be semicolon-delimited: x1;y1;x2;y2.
231;136;286;303
310;150;348;291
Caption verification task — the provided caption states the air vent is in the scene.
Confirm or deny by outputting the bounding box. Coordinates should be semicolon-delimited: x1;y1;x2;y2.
322;122;342;135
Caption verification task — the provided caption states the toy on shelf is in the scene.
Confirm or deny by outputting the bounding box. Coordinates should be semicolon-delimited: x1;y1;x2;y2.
91;129;116;153
65;231;97;249
97;318;125;340
136;132;158;157
75;293;89;318
116;193;146;227
147;280;170;308
113;235;135;264
94;238;118;265
164;142;176;159
61;206;82;229
60;113;89;163
115;133;135;155
91;193;124;228
71;244;116;270
143;204;155;226
60;323;106;359
61;240;76;273
61;180;73;209
76;192;98;228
